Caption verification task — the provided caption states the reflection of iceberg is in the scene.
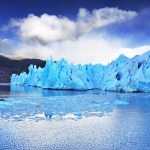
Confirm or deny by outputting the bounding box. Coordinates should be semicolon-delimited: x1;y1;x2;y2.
11;51;150;92
10;85;103;97
10;85;42;93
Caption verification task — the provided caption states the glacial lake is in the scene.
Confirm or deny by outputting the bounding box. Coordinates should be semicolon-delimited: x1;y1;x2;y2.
0;84;150;150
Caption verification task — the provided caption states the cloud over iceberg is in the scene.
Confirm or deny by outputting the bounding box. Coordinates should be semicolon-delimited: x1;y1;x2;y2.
9;7;137;44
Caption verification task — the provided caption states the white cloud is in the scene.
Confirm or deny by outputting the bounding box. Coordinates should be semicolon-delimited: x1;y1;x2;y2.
1;35;150;65
0;38;13;45
1;7;146;65
9;7;137;45
0;38;15;55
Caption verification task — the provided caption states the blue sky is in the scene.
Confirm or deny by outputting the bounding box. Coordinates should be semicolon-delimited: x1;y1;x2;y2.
0;0;150;64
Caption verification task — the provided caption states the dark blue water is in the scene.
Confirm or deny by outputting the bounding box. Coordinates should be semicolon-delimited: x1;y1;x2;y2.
0;84;150;149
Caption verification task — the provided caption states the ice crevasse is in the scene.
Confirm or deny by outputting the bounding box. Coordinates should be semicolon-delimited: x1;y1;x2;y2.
11;50;150;92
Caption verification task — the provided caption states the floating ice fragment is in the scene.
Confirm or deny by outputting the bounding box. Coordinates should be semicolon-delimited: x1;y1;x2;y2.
114;100;129;105
103;102;112;105
0;102;12;107
62;113;78;119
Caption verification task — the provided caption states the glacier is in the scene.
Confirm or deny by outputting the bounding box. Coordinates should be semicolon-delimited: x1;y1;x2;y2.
11;50;150;92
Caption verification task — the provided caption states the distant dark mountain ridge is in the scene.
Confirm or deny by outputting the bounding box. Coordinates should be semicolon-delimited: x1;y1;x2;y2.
0;55;46;83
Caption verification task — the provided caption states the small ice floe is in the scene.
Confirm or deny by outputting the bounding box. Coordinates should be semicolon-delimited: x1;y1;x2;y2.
51;115;62;120
103;102;112;106
27;113;46;121
0;101;12;107
62;113;78;120
114;100;129;105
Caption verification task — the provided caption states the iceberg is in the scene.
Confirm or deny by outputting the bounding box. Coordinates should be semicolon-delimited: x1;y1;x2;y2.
11;56;104;90
11;50;150;92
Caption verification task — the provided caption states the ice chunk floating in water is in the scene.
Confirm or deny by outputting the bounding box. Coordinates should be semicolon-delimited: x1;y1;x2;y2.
114;100;129;105
0;101;12;108
11;50;150;92
0;92;129;121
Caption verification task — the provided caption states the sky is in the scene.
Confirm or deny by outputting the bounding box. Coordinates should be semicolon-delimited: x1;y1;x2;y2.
0;0;150;65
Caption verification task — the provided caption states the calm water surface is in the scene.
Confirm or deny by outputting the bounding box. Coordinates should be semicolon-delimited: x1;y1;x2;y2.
0;84;150;150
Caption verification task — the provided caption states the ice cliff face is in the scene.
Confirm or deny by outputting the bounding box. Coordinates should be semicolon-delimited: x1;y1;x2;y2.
11;51;150;92
11;56;104;90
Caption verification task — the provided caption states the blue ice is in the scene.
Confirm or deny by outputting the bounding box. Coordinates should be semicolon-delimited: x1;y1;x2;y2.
11;50;150;92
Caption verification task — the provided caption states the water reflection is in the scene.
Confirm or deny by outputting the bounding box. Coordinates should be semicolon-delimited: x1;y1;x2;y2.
10;85;104;97
1;85;150;149
0;84;11;98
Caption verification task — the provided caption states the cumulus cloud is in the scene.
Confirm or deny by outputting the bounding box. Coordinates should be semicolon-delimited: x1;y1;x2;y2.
1;7;145;65
8;7;137;45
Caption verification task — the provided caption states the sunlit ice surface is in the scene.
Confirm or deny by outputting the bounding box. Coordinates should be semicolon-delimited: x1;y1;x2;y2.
0;85;150;149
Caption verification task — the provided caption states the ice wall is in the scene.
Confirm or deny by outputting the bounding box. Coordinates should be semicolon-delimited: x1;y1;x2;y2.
11;56;104;90
11;51;150;92
97;51;150;92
